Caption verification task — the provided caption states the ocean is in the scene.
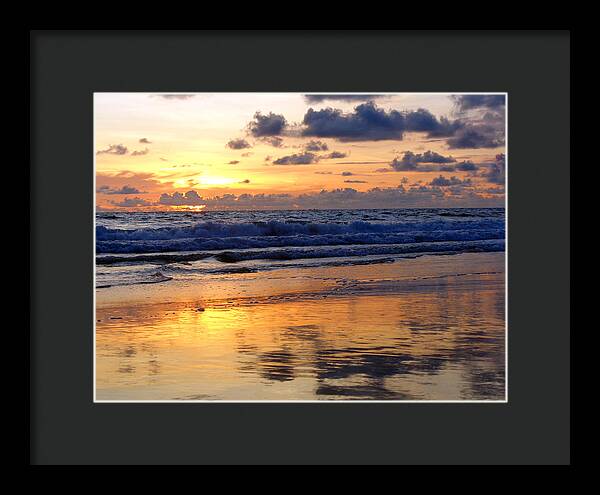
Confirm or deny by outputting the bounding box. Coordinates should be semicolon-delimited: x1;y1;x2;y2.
95;208;505;289
96;207;506;400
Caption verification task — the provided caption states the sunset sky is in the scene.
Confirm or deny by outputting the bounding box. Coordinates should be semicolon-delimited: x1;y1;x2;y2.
95;93;506;211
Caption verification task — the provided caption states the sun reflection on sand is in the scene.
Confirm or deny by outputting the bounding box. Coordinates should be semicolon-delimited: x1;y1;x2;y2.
96;265;505;401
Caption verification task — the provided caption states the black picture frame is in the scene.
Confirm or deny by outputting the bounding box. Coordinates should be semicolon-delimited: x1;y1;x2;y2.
30;30;570;465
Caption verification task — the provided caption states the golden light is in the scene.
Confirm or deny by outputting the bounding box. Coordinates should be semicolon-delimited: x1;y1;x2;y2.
197;176;238;186
171;205;206;212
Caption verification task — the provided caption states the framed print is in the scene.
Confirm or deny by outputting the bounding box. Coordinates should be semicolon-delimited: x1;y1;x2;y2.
30;30;570;465
93;92;507;403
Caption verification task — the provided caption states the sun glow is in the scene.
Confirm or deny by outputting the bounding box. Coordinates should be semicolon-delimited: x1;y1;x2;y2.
198;176;238;186
171;205;206;212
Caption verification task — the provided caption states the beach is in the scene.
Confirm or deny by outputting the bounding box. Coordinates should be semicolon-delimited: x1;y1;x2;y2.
96;246;505;401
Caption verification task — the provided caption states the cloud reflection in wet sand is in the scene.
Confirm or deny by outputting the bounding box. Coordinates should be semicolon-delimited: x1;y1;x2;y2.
96;271;504;401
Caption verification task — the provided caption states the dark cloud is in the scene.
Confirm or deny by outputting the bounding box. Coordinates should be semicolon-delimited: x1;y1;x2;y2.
261;136;284;147
240;179;251;184
315;171;333;175
452;95;506;111
226;138;252;150
341;171;354;176
304;140;329;152
403;109;443;132
110;197;154;207
446;128;503;149
415;151;456;164
272;152;319;165
389;150;456;172
304;95;387;103
130;148;149;156
323;151;348;159
302;102;460;142
302;102;405;141
455;160;479;171
344;180;367;184
247;111;287;137
429;175;472;187
479;153;506;184
97;144;128;155
139;138;152;144
98;185;144;195
228;160;240;165
390;156;418;171
445;96;505;149
426;117;465;138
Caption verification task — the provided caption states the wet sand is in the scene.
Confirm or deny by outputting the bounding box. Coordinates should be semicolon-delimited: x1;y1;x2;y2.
96;252;505;401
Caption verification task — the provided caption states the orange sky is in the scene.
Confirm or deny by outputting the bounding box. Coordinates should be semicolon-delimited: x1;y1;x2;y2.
95;93;506;210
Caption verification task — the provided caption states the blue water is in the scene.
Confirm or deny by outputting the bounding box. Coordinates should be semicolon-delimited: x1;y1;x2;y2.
95;208;505;288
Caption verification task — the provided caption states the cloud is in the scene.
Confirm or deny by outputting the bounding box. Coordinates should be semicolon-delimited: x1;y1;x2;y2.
272;152;319;165
390;156;418;171
403;109;446;133
426;117;465;137
341;171;354;176
429;175;472;187
414;151;457;164
158;184;503;210
479;153;506;184
98;185;144;195
242;152;253;157
96;171;174;195
261;136;284;148
139;138;152;144
110;197;155;207
153;94;195;100
455;160;479;171
444;96;505;149
227;138;252;150
452;95;506;111
247;111;287;137
446;127;504;149
389;151;455;171
323;151;348;159
130;148;149;156
240;179;251;184
97;144;128;155
159;157;168;162
302;102;405;141
302;102;460;142
304;95;387;103
304;140;329;152
344;180;367;184
228;160;240;165
159;190;204;206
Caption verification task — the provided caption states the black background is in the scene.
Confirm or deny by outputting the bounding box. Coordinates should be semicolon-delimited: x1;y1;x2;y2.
30;31;570;465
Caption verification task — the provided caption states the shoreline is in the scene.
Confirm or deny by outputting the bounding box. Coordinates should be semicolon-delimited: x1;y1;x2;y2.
96;251;505;310
96;252;505;401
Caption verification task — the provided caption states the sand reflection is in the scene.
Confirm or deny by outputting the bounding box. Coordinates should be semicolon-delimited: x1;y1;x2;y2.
96;271;504;400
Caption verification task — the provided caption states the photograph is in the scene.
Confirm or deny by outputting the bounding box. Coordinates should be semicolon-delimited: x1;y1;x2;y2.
94;92;507;402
